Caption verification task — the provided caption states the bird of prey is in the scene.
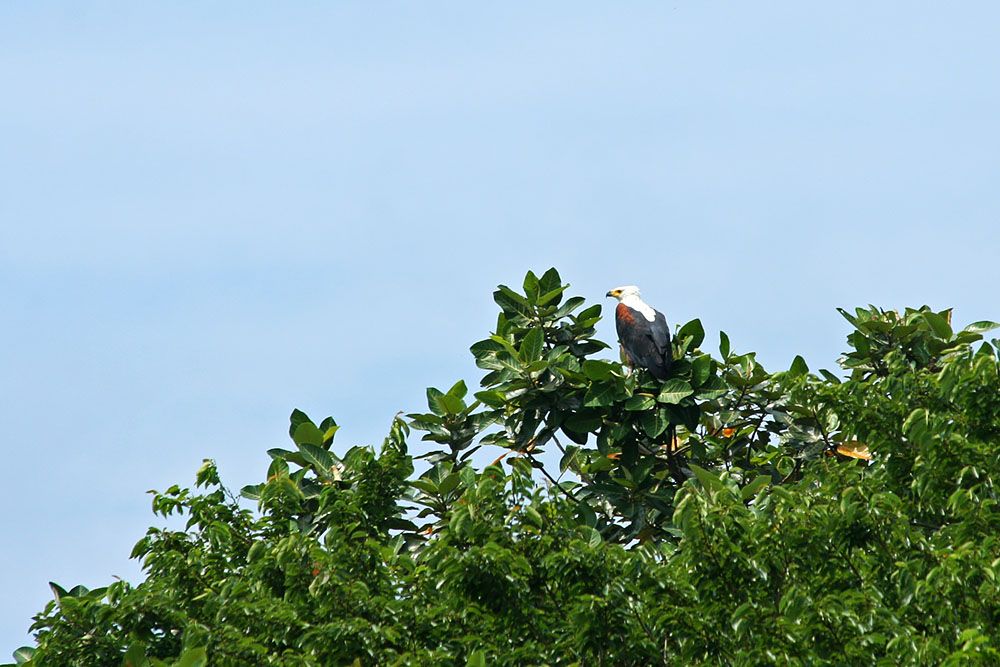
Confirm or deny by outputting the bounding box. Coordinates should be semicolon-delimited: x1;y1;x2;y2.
606;285;671;380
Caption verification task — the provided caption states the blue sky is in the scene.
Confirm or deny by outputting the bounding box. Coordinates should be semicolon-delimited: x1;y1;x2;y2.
2;2;999;654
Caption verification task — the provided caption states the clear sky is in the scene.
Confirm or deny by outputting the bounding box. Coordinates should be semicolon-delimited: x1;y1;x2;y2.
2;2;999;654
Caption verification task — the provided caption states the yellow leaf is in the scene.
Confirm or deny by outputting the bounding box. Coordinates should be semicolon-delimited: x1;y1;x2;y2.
836;441;871;460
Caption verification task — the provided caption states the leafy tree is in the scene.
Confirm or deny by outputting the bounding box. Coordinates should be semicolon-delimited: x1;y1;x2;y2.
13;269;1000;666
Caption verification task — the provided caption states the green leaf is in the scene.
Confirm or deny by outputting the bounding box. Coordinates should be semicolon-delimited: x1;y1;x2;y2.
553;296;586;319
493;285;532;317
624;394;656;411
240;484;264;501
657;379;694;404
292;422;323;447
519;328;544;362
923;311;953;339
564;411;603;433
437;472;461;496
466;650;486;667
474;390;506;408
689;464;725;493
438;394;466;415
448;379;468;399
963;320;1000;335
470;339;505;359
741;476;771;500
818;369;841;384
410;478;439;495
428;388;464;415
426;387;447;415
640;409;671;438
537;285;566;307
788;355;809;377
172;647;207;667
836;307;860;327
122;644;148;667
522;270;540;300
677;319;705;348
13;648;35;666
584;382;620;407
695;375;727;400
719;331;731;359
691;355;712;386
538;267;562;295
288;408;313;435
48;582;67;601
582;360;617;380
299;443;336;475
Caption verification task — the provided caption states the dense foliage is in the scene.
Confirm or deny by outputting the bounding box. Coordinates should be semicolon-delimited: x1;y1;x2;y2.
14;269;1000;666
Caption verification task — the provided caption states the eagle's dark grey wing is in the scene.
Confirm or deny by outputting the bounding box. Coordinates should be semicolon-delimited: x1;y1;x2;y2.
616;304;671;380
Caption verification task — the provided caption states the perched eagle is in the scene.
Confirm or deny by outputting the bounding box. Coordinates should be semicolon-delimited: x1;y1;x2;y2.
606;285;671;380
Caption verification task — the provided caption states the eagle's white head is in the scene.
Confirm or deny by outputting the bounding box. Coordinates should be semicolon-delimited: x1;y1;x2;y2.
606;285;641;301
606;285;656;322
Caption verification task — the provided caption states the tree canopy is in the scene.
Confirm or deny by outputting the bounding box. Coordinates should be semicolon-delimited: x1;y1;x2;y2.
14;269;1000;666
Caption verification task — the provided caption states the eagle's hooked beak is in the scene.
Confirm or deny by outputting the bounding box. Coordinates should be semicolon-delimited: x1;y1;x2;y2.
606;289;621;298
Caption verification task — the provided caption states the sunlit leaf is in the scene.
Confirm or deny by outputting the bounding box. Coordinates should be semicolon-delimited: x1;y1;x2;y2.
835;441;871;461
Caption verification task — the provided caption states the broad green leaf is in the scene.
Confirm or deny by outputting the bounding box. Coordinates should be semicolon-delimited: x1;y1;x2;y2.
436;394;465;415
691;355;712;386
469;339;505;358
437;472;462;495
240;484;264;501
448;379;468;399
689;464;725;493
696;375;727;400
48;582;67;601
836;307;860;327
522;270;540;300
538;267;562;295
640;409;670;438
299;443;336;474
582;359;617;380
426;387;447;415
519;328;544;362
818;368;841;384
292;421;323;447
624;394;655;411
288;408;313;437
172;647;207;667
537;285;566;307
657;379;694;404
564;411;603;433
122;644;148;667
427;389;466;416
584;382;620;407
964;320;1000;335
474;390;506;408
677;319;705;348
13;648;35;665
788;355;809;377
466;650;486;667
493;285;532;317
740;476;771;500
553;296;586;318
267;458;289;480
410;479;439;494
923;311;953;339
719;331;731;359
